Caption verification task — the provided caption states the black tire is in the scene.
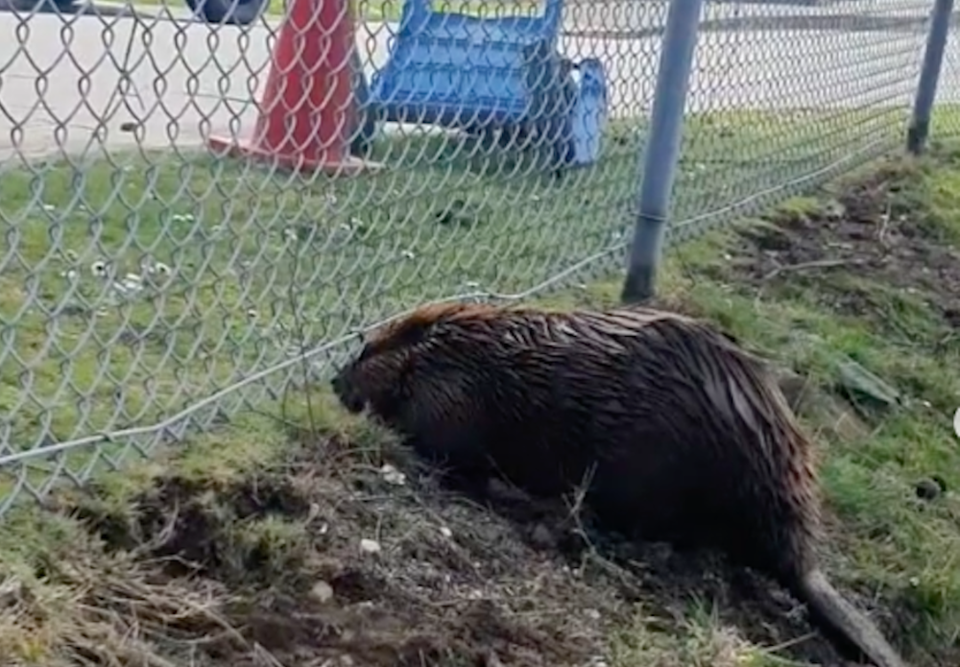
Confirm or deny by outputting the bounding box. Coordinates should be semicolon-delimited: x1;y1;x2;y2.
185;0;269;25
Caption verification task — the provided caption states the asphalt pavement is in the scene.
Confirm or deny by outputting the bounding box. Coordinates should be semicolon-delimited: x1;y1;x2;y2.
0;0;957;164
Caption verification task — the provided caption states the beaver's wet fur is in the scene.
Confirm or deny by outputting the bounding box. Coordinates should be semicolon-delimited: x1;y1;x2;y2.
331;302;906;667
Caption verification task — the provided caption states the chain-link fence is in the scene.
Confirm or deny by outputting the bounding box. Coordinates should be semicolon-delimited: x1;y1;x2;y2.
0;0;956;518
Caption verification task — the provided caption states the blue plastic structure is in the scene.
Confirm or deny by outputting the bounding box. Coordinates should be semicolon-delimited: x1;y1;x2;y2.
357;0;609;169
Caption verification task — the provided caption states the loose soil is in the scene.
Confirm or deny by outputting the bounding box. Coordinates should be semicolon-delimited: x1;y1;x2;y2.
727;164;960;340
45;416;902;667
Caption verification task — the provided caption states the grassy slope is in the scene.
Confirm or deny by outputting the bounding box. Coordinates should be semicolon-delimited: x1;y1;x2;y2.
620;150;960;663
2;139;960;665
0;108;884;476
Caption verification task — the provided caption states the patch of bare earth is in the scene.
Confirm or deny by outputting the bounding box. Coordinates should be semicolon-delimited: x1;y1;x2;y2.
34;433;626;667
730;165;960;330
15;414;904;667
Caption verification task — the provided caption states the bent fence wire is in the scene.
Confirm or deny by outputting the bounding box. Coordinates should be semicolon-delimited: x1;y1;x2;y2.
0;0;955;517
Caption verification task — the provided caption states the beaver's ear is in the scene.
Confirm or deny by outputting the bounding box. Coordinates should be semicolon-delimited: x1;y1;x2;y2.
365;313;441;357
396;319;438;348
384;316;440;351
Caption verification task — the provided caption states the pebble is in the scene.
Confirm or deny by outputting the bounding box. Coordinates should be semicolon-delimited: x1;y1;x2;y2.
359;538;382;554
380;463;406;485
310;580;334;604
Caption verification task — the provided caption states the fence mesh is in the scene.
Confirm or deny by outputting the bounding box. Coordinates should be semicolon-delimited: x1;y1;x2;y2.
0;0;955;516
939;4;960;136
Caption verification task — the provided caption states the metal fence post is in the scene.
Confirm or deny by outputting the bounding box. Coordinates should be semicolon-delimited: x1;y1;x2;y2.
620;0;705;304
907;0;956;154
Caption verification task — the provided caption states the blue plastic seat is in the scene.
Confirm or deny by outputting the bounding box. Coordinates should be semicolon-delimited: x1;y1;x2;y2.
357;0;609;169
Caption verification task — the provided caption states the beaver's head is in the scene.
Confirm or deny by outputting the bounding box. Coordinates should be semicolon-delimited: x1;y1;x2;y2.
331;302;502;422
330;325;416;418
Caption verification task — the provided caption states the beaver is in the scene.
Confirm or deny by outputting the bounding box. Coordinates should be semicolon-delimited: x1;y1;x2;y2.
331;302;906;667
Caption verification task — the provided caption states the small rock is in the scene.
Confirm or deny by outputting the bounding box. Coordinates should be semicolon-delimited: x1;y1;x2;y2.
380;463;406;486
309;580;334;604
359;538;381;554
439;526;453;538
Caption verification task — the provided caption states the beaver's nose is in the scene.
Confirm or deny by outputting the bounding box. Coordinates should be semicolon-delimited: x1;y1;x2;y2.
331;370;365;413
330;372;346;399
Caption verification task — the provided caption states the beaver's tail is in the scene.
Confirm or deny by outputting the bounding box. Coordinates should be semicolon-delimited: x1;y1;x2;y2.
791;568;906;667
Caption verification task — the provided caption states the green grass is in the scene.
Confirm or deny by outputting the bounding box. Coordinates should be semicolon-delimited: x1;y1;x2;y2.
4;119;960;665
632;160;960;663
0;109;907;468
0;106;917;520
528;147;960;663
3;141;960;666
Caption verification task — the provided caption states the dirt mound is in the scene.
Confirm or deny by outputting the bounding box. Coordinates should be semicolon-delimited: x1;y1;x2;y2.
49;434;630;667
28;420;894;667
